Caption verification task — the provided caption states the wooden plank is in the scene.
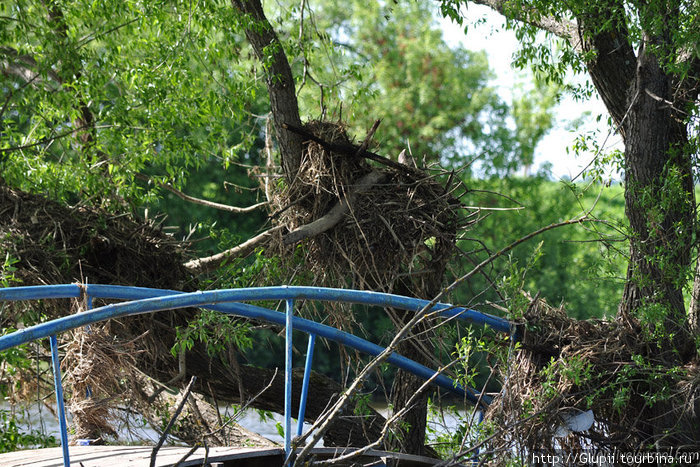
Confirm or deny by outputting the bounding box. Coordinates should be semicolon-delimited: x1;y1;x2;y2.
0;446;283;467
0;445;448;466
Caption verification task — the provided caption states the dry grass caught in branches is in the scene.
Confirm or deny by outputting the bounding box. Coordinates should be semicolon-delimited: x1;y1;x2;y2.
0;185;196;297
63;319;145;440
269;120;468;295
0;184;204;441
484;295;700;463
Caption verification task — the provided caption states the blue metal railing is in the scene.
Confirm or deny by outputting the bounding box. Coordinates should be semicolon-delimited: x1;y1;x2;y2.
0;284;513;467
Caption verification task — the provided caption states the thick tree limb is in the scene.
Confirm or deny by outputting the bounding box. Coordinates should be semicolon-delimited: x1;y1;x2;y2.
184;225;282;272
282;171;386;246
471;0;637;128
230;0;303;179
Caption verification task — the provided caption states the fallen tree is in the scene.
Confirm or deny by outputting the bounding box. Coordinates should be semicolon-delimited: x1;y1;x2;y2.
0;183;388;448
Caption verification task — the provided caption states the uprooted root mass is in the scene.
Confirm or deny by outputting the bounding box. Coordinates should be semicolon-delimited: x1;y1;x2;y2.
484;296;700;462
270;120;466;292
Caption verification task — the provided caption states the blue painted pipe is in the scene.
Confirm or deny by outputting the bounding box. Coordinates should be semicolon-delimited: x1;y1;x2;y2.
1;285;499;403
284;299;293;458
82;285;513;334
50;335;70;467
297;334;315;437
0;285;511;334
205;302;486;404
0;284;81;300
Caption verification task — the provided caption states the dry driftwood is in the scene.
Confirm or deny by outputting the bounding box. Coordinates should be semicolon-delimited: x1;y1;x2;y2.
282;170;386;246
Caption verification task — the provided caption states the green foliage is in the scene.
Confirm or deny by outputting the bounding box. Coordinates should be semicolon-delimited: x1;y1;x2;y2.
3;0;670;456
275;421;285;439
1;0;264;209
0;410;57;453
1;252;21;287
279;0;557;176
351;392;372;416
458;177;627;320
539;355;593;401
172;311;252;358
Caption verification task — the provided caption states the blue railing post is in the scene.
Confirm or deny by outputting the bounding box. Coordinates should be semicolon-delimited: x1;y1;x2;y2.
50;334;70;467
85;293;93;399
284;298;294;459
297;333;315;437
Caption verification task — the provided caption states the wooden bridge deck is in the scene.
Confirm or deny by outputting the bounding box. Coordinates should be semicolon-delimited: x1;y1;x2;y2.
0;445;447;466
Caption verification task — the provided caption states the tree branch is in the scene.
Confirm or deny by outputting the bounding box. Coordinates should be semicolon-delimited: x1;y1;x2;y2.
282;122;421;175
282;171;386;245
470;0;637;129
150;376;197;467
183;225;282;273
159;181;267;214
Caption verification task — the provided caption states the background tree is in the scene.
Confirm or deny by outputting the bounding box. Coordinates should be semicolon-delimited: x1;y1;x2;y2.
437;0;700;453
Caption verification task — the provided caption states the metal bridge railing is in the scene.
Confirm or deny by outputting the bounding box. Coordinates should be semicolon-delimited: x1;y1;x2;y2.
0;284;514;467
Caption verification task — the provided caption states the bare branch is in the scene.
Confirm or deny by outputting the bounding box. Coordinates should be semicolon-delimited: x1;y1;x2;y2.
282;122;421;175
291;307;438;464
158;181;267;214
453;215;596;289
202;369;278;439
150;376;197;467
316;360;459;466
354;119;381;156
184;225;282;272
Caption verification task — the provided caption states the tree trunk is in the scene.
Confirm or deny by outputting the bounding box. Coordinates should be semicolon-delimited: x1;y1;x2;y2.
617;44;694;356
616;42;699;449
389;321;432;455
388;238;453;456
230;0;303;180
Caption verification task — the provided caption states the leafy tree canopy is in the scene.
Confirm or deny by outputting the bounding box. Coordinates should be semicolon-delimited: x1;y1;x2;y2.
1;0;264;208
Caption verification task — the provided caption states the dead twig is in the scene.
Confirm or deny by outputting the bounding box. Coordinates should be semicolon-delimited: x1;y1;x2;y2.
150;376;197;467
141;174;267;214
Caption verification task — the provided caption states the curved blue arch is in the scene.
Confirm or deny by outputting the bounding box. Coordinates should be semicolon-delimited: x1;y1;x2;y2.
1;284;510;465
0;284;511;332
0;285;509;404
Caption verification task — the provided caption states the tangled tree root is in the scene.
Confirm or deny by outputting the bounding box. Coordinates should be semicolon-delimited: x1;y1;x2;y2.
483;296;700;463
